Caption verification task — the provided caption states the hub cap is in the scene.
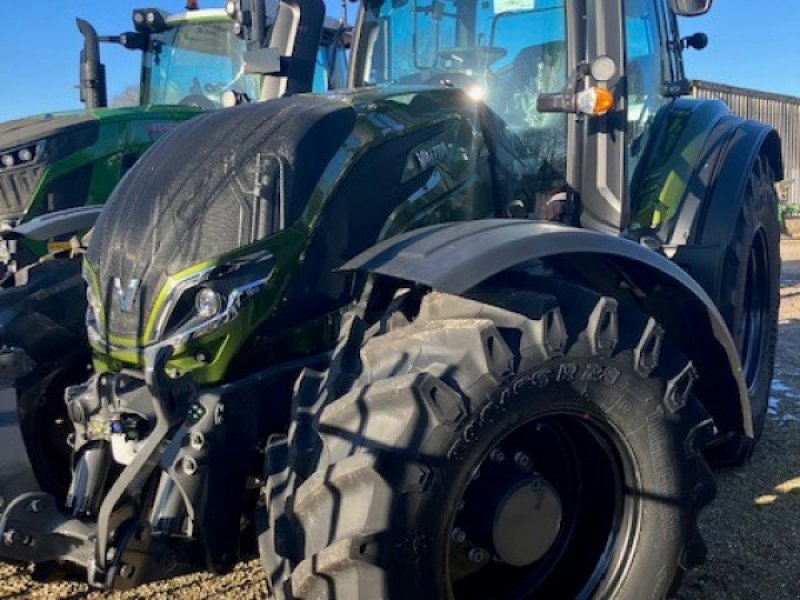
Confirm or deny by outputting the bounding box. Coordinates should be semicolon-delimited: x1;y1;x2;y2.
448;411;637;599
492;478;562;567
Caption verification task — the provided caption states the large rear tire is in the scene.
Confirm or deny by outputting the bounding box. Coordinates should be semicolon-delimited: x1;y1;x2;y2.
707;154;780;466
261;284;716;599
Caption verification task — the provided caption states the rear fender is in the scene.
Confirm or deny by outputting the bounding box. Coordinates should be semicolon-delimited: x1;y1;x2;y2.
627;98;735;239
670;119;782;300
630;98;782;300
342;219;751;438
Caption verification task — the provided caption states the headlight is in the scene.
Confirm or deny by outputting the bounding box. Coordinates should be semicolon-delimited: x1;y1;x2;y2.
85;250;275;353
156;250;275;345
195;288;222;318
0;140;45;171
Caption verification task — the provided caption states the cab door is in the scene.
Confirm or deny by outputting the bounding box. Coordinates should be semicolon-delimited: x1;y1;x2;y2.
579;0;677;234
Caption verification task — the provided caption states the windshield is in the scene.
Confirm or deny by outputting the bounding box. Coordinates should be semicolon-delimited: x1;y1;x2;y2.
142;21;259;107
315;43;350;92
362;0;568;200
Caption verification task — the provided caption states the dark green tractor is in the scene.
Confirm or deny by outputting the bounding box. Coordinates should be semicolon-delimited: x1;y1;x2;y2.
0;0;781;597
0;1;346;282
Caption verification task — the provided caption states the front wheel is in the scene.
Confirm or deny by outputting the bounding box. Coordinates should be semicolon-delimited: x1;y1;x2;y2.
262;286;716;599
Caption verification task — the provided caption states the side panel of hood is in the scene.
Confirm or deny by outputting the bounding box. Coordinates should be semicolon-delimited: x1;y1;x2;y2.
0;114;98;151
87;96;357;340
0;106;202;152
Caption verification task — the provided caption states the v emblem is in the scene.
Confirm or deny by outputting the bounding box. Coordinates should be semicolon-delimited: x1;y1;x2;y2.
113;278;141;313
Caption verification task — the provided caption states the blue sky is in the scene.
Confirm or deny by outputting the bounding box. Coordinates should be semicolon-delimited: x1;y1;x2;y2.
0;0;798;121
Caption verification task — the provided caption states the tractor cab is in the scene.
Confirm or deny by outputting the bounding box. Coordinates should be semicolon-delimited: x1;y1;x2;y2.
137;11;262;108
82;5;347;111
354;0;570;213
348;0;713;231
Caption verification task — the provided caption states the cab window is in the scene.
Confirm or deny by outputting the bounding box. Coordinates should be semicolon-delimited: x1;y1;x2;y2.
624;0;669;159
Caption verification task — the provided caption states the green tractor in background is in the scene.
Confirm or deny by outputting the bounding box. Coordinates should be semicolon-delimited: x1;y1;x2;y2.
0;0;782;597
0;1;347;282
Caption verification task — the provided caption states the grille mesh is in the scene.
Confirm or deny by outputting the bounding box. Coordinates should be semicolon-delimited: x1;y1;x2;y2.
0;166;45;219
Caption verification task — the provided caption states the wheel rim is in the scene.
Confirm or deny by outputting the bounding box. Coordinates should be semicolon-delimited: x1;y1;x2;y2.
22;360;89;502
739;228;770;392
446;409;639;599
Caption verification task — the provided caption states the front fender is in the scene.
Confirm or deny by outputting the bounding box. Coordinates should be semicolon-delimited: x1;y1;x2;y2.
1;205;102;243
342;219;751;438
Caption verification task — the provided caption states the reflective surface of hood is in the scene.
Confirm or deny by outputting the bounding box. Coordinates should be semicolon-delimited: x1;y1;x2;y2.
0;112;97;152
87;96;356;342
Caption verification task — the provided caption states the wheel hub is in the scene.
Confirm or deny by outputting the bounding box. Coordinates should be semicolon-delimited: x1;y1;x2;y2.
492;478;562;567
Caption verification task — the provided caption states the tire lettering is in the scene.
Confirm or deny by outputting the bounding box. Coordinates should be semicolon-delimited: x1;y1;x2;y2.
557;363;578;382
602;367;621;385
648;407;678;541
499;388;511;406
507;363;621;399
532;369;553;388
580;364;604;382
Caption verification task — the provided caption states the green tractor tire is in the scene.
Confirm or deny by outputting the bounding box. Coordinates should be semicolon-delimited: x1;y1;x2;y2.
262;284;716;599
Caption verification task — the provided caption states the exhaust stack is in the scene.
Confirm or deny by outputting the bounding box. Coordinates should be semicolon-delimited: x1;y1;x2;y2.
76;18;108;109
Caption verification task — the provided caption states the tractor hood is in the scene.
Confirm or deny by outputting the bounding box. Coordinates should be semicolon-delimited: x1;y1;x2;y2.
86;96;357;343
0;105;202;153
0;112;99;220
0;106;202;222
0;112;98;152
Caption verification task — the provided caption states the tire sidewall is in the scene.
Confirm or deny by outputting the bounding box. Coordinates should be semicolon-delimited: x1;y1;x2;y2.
402;353;695;600
724;158;780;434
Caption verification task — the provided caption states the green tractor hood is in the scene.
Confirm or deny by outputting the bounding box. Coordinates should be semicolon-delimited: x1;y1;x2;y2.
0;106;201;224
0;112;98;151
85;87;496;382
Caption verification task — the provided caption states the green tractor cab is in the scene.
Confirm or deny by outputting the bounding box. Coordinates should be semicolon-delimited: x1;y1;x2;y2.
0;0;783;596
0;2;347;281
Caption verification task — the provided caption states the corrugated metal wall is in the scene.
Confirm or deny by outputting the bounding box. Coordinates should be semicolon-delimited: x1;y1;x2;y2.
691;79;800;206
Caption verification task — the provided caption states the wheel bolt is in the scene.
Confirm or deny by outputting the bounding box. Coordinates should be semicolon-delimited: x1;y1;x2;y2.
183;456;198;476
190;432;205;450
451;528;467;543
514;451;531;472
489;448;505;463
468;547;486;563
3;529;19;546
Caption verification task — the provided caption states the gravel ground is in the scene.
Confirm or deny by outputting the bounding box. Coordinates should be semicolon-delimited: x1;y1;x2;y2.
678;239;800;600
2;242;800;600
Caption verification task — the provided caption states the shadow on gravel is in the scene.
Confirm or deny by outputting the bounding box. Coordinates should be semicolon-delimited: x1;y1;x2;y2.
680;295;800;600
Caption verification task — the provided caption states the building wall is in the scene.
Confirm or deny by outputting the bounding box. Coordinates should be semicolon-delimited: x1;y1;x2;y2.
691;80;800;206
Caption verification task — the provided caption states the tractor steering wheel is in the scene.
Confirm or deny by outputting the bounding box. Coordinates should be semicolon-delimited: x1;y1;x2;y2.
179;94;217;110
438;46;508;70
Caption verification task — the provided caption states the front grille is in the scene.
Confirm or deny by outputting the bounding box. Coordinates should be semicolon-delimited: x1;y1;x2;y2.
0;166;45;219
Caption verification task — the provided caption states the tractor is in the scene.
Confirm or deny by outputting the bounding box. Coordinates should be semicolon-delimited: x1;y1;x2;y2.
0;0;781;597
0;1;346;282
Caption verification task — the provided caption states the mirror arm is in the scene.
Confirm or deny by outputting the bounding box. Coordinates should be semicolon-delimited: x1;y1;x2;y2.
537;60;589;114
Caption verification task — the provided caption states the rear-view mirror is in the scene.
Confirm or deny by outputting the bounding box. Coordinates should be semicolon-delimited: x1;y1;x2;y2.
670;0;712;17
